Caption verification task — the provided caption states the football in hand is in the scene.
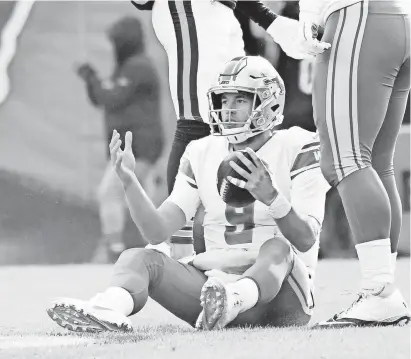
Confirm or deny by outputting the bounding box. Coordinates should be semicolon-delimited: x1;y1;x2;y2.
216;150;256;208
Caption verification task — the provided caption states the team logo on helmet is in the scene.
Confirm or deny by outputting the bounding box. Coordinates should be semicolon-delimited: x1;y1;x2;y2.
207;56;286;144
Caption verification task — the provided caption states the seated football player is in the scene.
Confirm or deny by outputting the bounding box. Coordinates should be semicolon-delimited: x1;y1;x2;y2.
46;56;330;332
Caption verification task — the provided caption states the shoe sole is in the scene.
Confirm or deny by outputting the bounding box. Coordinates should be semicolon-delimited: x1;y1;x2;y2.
200;279;227;330
311;315;411;329
46;304;132;333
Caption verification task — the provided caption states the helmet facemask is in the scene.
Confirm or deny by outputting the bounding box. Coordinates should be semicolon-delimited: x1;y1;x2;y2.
208;86;284;144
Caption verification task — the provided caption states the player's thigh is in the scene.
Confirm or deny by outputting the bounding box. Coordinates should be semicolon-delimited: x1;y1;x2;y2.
373;56;410;175
313;4;407;185
149;253;207;327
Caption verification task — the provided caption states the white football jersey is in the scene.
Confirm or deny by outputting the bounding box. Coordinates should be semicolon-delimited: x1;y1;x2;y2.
151;0;244;122
167;127;330;274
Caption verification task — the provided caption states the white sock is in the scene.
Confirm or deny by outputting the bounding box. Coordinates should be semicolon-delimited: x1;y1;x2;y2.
355;238;393;295
98;287;134;316
391;252;398;276
228;278;259;313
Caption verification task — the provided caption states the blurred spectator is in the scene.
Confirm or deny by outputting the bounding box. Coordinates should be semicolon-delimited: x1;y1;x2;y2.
77;16;164;263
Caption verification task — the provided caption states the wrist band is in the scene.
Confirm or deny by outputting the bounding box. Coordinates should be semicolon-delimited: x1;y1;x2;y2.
266;192;292;219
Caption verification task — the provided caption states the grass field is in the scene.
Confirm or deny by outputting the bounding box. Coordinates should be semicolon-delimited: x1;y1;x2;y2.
1;259;410;359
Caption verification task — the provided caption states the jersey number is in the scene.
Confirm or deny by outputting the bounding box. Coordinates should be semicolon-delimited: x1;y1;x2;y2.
298;58;315;95
224;204;255;245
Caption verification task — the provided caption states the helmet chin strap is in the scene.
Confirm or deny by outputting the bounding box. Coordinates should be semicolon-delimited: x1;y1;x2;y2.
226;113;283;144
226;128;261;144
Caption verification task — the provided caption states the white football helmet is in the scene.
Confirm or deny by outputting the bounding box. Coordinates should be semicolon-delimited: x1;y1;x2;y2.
208;56;285;144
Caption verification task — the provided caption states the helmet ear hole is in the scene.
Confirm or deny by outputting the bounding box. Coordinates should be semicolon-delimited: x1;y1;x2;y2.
212;93;222;109
271;104;280;112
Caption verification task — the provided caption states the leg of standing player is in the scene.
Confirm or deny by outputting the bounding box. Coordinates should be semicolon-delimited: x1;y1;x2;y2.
312;2;410;327
94;161;127;264
167;121;209;259
95;155;157;264
162;1;211;258
372;55;410;273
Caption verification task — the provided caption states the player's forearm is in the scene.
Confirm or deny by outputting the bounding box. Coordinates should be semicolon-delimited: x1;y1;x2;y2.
236;0;278;30
123;175;170;245
275;208;318;253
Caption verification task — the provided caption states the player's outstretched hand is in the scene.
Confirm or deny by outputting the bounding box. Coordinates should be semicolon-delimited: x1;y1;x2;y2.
268;16;330;59
109;130;136;188
227;147;278;206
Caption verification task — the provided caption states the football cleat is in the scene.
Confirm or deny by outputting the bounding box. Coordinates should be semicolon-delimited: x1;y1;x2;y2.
312;289;411;329
46;296;133;333
196;277;244;330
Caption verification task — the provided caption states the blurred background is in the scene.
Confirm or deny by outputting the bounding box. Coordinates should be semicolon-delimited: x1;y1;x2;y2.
0;0;409;265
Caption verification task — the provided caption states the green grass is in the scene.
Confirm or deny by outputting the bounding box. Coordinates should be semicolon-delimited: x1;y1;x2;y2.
0;259;410;359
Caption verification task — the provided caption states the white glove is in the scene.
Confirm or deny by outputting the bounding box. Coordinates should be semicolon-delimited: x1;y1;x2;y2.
267;16;330;59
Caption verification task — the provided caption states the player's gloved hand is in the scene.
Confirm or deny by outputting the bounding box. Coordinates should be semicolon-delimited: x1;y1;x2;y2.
227;147;278;206
76;63;96;81
267;15;330;59
298;12;330;55
109;130;136;188
204;269;241;283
